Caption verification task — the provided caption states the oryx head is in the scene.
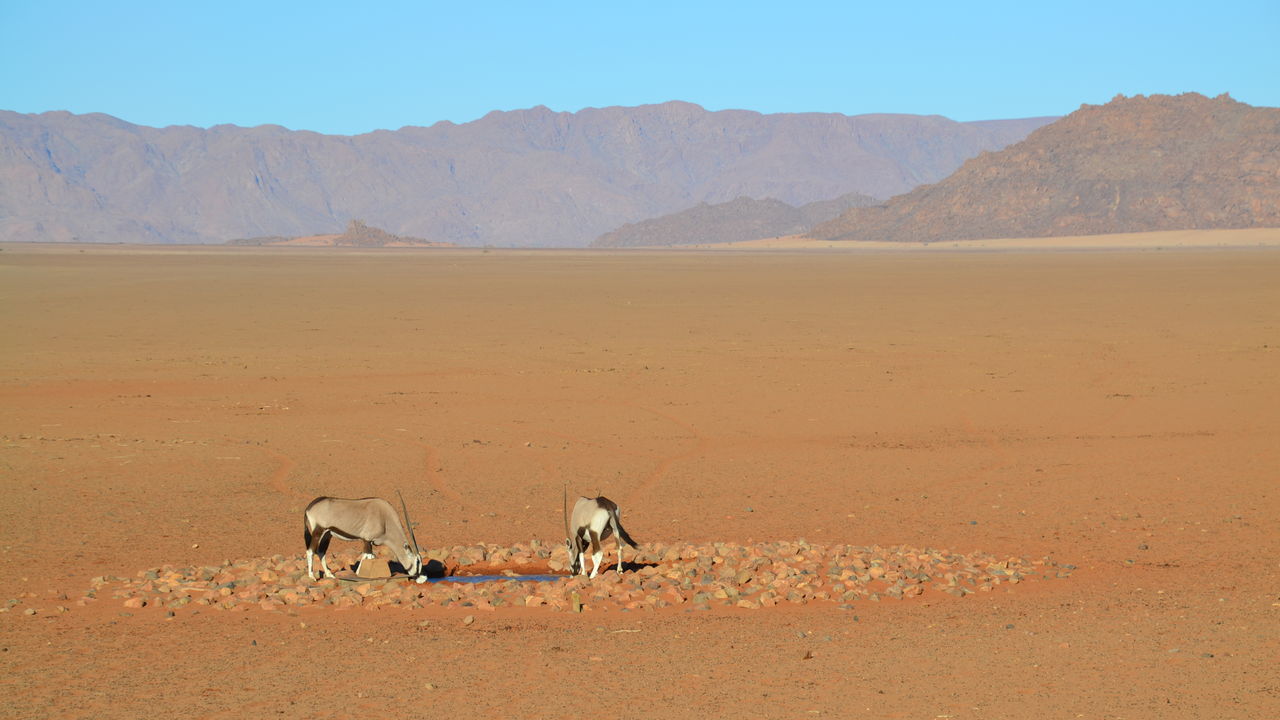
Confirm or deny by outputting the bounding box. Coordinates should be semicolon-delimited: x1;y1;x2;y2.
396;490;424;577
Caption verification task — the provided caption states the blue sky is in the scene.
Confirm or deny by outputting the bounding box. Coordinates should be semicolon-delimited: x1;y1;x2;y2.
2;1;1276;135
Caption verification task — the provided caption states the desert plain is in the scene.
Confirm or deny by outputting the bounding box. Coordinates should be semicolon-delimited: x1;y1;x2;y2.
1;233;1277;719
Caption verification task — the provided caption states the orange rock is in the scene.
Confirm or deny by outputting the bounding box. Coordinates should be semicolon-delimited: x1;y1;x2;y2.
356;558;391;579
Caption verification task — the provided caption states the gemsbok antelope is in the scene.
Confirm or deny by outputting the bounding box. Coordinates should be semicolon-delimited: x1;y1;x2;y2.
563;489;638;578
303;494;423;581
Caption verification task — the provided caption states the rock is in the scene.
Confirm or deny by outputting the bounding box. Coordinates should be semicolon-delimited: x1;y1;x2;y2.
93;539;1073;615
356;558;391;579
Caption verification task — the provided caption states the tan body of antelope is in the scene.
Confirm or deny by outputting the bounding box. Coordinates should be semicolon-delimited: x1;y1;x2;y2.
303;496;423;580
564;493;638;578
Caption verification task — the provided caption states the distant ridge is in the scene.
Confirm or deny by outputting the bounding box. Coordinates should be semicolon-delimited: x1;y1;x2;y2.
808;93;1280;243
228;219;454;247
0;103;1053;247
591;191;879;247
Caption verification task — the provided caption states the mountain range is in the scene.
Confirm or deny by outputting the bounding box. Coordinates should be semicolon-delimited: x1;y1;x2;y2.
0;103;1053;247
809;93;1280;243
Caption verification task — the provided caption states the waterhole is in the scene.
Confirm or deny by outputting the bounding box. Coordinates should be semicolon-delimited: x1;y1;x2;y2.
433;574;561;584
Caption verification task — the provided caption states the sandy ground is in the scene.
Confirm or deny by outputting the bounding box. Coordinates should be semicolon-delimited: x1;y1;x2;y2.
0;240;1277;719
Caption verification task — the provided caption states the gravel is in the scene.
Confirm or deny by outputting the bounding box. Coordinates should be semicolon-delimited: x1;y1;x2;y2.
89;541;1073;614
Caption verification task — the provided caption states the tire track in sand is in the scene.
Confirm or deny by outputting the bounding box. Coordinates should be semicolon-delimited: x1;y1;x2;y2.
377;433;466;506
514;400;709;507
957;415;1017;484
619;402;709;506
257;444;309;500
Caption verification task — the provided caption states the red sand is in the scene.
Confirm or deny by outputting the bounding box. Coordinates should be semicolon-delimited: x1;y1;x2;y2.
1;242;1277;718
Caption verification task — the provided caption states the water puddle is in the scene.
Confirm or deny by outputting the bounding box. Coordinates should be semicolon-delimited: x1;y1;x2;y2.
432;574;561;584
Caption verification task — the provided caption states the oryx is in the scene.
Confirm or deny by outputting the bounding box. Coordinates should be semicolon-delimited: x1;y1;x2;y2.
303;493;423;581
563;489;638;578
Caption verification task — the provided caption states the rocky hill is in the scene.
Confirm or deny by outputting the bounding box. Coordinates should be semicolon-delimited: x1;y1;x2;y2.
229;219;453;247
591;191;879;247
808;93;1280;243
0;103;1052;247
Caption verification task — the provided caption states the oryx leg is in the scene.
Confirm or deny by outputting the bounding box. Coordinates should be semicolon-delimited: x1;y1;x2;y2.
360;540;375;560
574;535;588;576
307;529;330;580
588;531;603;579
317;531;335;578
612;516;625;572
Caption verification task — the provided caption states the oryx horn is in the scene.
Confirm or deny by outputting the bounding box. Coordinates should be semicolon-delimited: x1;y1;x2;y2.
396;489;420;556
563;484;571;539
